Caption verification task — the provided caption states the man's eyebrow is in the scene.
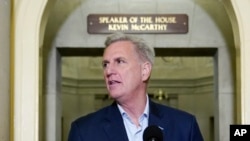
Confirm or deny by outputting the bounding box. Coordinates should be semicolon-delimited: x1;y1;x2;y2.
114;56;126;60
102;60;109;64
102;56;126;64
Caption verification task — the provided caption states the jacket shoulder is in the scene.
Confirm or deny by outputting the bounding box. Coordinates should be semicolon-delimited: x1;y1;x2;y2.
151;101;196;122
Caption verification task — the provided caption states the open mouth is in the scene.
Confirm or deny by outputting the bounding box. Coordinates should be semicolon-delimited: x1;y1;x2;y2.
108;80;121;85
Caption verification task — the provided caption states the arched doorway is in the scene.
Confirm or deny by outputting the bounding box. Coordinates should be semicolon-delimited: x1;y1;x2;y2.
11;1;250;141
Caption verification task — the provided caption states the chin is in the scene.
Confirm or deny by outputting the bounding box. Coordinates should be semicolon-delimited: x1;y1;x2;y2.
109;92;123;100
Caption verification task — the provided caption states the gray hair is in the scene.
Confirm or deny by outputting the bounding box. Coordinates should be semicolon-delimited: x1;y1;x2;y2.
104;32;155;65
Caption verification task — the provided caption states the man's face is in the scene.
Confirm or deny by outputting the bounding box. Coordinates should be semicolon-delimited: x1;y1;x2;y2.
102;41;145;102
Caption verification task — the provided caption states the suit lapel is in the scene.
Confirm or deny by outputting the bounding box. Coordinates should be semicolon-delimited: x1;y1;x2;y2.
103;102;128;141
149;100;163;123
148;100;168;132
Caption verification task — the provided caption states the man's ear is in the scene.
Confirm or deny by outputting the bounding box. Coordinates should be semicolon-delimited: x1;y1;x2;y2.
141;62;152;81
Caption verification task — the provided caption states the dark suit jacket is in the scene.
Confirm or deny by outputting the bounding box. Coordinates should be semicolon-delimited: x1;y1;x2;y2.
68;100;204;141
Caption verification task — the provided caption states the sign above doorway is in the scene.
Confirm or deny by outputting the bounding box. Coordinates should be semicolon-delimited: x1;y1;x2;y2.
87;14;188;34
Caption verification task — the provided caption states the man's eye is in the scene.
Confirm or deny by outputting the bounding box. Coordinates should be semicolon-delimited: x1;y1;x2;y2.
102;62;108;68
117;59;125;64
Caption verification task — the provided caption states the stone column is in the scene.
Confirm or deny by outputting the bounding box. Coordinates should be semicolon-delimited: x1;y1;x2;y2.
0;0;10;141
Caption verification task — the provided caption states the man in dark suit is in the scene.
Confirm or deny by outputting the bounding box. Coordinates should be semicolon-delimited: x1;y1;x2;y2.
68;32;204;141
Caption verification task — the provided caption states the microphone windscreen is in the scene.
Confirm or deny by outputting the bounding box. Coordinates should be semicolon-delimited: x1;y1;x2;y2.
143;125;163;141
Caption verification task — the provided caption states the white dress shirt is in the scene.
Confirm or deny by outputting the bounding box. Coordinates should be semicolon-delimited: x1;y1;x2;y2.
117;96;149;141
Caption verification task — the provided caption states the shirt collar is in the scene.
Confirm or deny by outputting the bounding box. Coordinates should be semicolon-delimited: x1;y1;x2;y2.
117;95;149;117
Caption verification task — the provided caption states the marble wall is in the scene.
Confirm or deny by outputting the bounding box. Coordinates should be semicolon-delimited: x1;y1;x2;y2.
0;0;10;141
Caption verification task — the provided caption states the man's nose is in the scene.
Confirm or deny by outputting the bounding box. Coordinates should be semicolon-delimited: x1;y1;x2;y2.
105;64;116;76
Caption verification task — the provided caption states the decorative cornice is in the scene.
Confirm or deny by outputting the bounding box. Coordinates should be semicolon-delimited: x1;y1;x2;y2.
62;76;214;95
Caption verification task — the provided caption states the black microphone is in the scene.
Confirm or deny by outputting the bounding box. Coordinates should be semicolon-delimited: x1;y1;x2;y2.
143;125;163;141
